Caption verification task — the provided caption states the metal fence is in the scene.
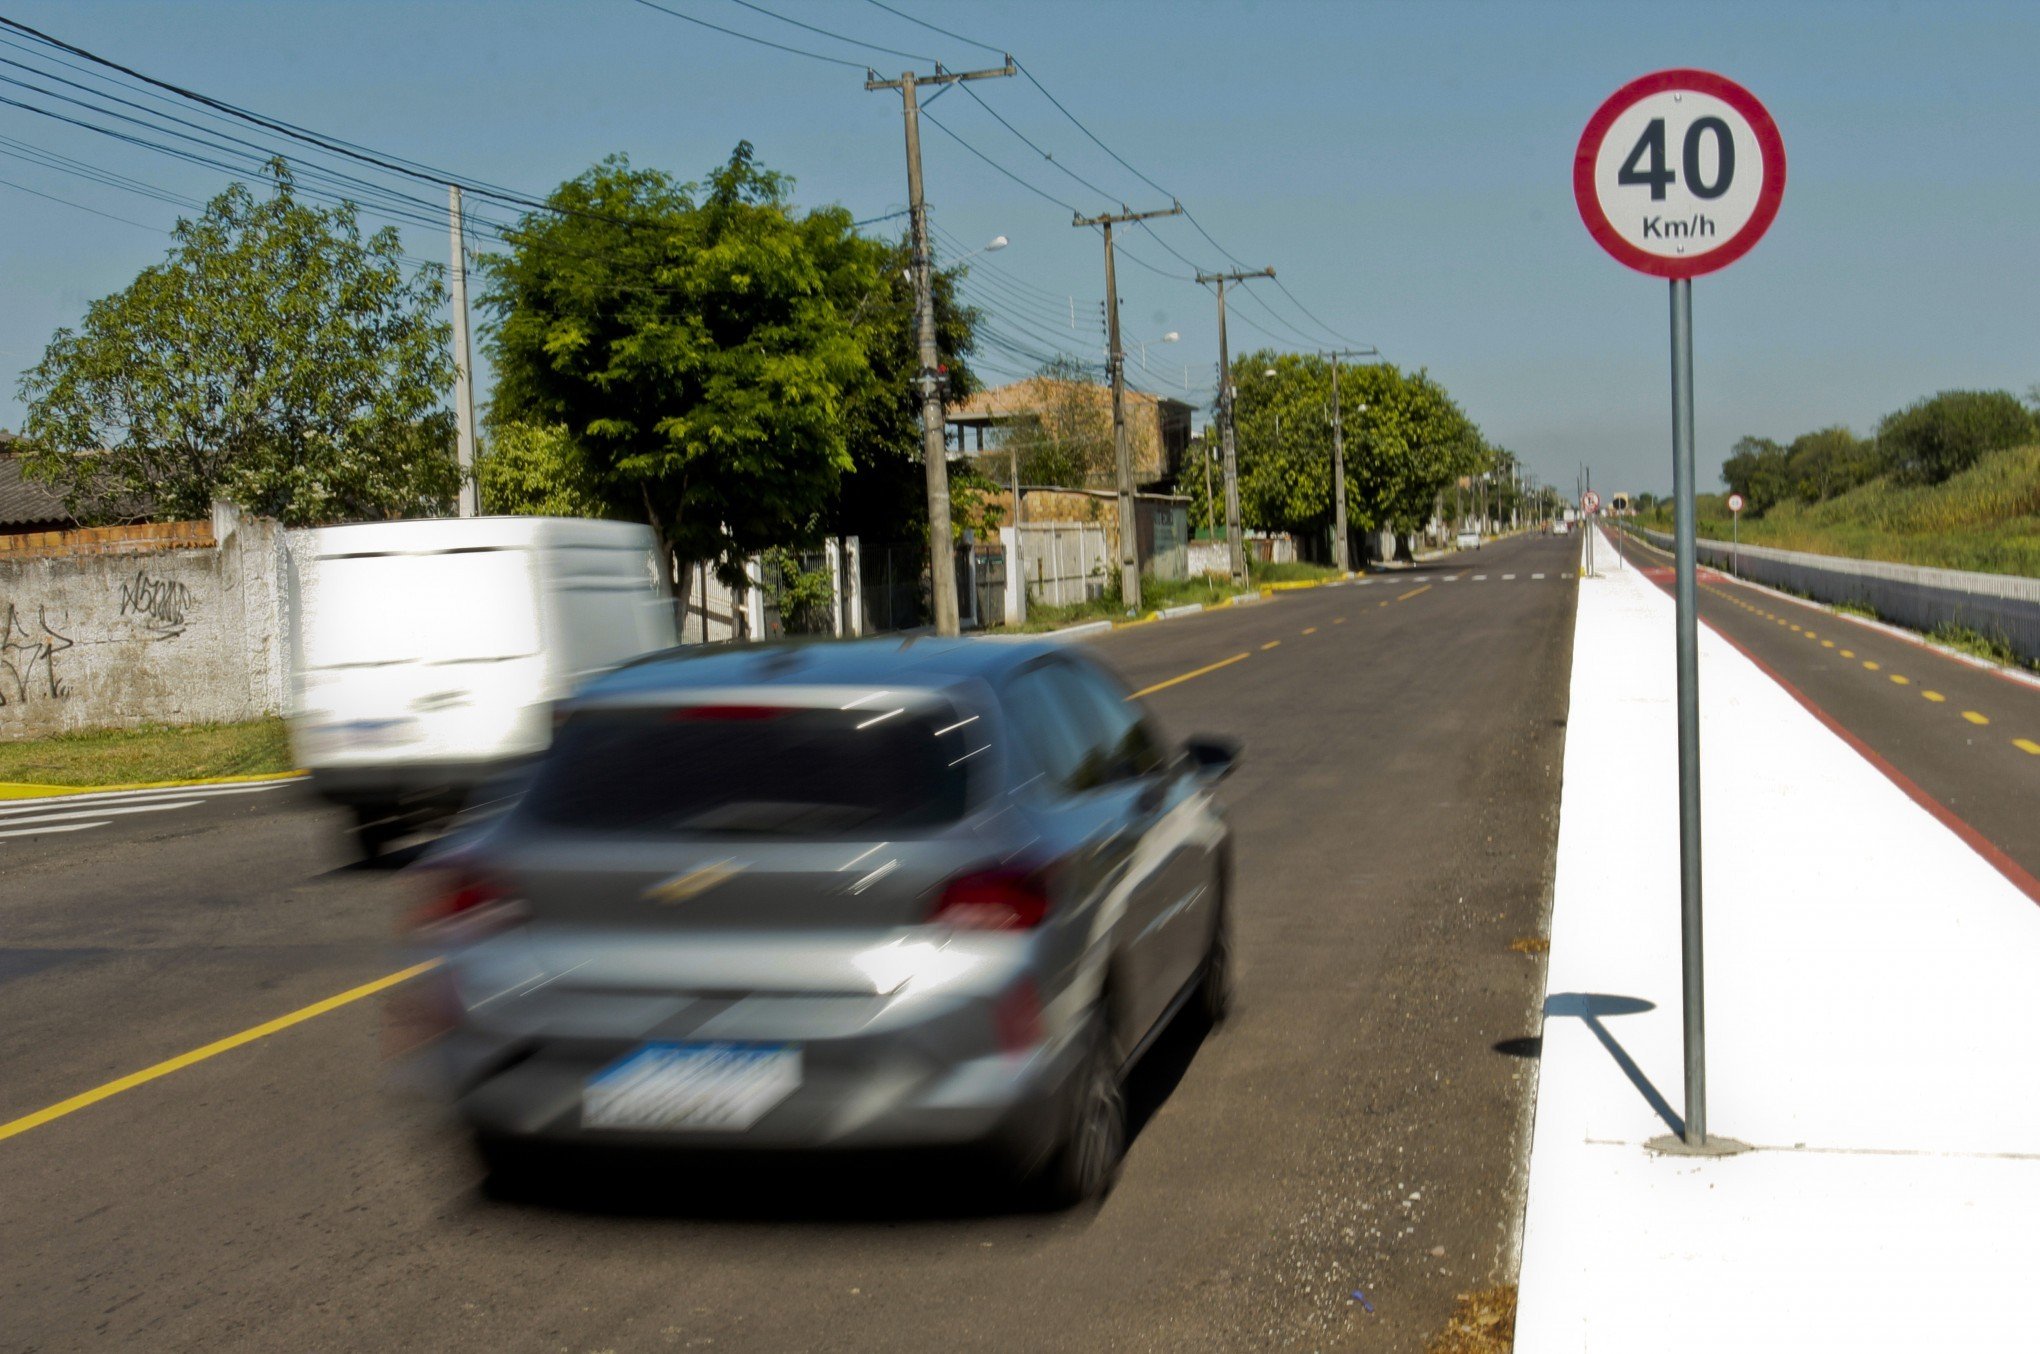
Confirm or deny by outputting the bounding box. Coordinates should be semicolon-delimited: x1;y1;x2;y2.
1635;526;2040;664
1015;521;1110;607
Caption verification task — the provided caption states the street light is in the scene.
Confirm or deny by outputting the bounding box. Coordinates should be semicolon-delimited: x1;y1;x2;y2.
1130;330;1178;373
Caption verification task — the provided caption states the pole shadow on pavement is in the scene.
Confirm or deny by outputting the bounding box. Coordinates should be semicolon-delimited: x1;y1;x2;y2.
1542;993;1682;1139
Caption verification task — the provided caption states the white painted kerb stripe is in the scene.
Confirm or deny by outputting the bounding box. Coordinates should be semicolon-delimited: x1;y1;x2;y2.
0;780;291;810
0;799;206;828
0;820;109;840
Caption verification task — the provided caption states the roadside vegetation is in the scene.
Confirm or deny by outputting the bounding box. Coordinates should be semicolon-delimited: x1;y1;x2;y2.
1006;558;1337;633
1636;388;2040;575
0;718;295;788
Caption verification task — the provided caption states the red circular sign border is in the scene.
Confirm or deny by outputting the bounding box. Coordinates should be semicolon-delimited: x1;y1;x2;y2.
1574;69;1786;280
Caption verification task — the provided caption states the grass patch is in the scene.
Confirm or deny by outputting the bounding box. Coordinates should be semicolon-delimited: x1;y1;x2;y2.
1929;622;2034;670
0;717;295;787
1252;559;1343;584
1830;600;1877;620
1426;1284;1517;1353
1639;443;2040;575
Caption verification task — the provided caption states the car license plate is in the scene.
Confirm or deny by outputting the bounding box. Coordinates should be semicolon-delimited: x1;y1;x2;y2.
582;1042;801;1132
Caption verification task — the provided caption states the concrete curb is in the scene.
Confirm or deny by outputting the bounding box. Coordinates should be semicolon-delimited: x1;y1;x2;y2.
1612;525;2040;691
0;770;307;801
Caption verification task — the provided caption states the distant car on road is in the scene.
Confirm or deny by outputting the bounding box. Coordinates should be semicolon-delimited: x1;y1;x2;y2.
407;637;1240;1206
1455;529;1482;550
1550;521;1570;536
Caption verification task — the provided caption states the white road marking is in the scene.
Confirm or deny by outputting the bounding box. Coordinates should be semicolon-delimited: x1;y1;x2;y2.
1503;574;1518;580
0;799;207;828
1533;572;1546;579
1473;574;1488;581
1356;579;1374;586
0;780;291;810
0;821;110;839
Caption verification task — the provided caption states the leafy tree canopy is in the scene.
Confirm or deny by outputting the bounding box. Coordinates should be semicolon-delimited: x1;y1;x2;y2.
18;164;456;526
477;420;609;519
1231;351;1486;539
483;144;977;581
1877;390;2034;485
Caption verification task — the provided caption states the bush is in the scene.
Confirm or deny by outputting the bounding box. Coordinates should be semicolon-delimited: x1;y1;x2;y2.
1876;390;2035;485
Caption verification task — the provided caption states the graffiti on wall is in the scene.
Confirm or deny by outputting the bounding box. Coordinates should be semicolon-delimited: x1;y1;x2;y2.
0;602;73;703
118;570;195;639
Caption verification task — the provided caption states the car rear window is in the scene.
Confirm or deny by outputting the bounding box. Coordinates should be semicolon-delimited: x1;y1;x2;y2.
518;701;984;836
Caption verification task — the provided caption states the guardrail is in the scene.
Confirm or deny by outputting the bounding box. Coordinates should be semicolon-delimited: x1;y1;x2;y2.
1628;524;2040;664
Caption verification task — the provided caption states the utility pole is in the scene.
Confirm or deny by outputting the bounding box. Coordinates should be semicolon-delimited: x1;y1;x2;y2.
1322;348;1378;572
867;58;1015;636
1075;202;1181;612
449;185;478;518
1198;268;1275;588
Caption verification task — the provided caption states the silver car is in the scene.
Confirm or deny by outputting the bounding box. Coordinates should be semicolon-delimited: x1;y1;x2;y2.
404;637;1238;1205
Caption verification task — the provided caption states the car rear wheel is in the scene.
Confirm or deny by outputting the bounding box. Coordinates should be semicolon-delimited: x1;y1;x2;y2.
1033;1016;1125;1209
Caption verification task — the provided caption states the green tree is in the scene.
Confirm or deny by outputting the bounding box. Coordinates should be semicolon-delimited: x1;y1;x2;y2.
483;146;868;594
1877;390;2035;485
1721;435;1790;513
18;165;456;525
477;421;609;518
1784;425;1879;503
1231;351;1484;554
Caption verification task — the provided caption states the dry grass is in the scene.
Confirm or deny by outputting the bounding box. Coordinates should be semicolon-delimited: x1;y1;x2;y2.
1426;1284;1518;1354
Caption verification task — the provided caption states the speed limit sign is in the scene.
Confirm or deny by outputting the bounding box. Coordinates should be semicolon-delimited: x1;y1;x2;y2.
1573;70;1784;1156
1575;69;1785;278
1726;493;1745;513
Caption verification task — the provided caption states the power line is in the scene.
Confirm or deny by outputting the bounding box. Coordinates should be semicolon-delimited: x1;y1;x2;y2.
0;171;161;229
918;106;1081;214
622;0;867;70
718;0;936;64
859;0;1005;57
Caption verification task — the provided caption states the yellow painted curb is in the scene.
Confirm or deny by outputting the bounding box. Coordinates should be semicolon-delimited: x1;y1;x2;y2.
1111;611;1162;629
0;770;307;800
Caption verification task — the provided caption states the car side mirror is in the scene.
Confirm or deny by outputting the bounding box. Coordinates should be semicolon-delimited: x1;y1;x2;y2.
1183;736;1240;782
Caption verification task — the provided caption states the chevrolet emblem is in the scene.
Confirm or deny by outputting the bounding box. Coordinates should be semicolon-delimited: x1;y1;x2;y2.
643;860;742;904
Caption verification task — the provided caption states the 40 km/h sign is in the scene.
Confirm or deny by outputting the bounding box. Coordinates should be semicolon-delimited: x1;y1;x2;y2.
1575;69;1785;279
1574;68;1783;1161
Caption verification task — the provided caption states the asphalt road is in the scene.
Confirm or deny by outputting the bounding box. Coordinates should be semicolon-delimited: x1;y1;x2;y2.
1;532;1581;1353
1616;529;2040;899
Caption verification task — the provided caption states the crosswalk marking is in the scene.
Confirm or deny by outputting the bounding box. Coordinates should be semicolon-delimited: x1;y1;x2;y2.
0;778;292;845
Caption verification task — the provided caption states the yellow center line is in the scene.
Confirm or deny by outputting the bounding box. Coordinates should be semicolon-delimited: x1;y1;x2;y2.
1890;674;1910;685
1301;626;1318;635
2014;739;2040;756
1396;584;1432;602
1822;640;1835;648
1963;711;1990;726
1862;660;1880;671
1333;617;1345;624
0;960;440;1145
1260;640;1282;651
1840;649;1855;659
1127;651;1253;700
1379;599;1389;607
1922;690;1946;703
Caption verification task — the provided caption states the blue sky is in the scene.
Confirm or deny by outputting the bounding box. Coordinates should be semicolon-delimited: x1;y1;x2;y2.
0;0;2033;498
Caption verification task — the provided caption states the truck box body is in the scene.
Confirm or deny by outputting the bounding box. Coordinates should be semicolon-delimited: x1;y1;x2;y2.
285;516;676;845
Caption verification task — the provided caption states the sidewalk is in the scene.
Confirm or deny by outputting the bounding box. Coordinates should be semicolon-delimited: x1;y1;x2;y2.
1514;529;2040;1351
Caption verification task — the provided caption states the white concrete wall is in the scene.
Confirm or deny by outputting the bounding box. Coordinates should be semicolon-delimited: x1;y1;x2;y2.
0;518;289;738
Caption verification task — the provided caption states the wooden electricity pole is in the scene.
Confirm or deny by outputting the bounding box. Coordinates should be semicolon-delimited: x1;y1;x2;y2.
1197;268;1275;588
1074;202;1180;612
866;58;1014;635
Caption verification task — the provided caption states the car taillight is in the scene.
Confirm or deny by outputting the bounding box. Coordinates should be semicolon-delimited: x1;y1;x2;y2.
929;866;1052;930
403;871;528;940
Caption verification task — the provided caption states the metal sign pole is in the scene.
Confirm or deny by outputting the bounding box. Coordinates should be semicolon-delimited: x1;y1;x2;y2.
1670;276;1707;1148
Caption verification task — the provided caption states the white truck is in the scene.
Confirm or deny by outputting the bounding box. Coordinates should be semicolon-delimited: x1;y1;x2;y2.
286;516;676;857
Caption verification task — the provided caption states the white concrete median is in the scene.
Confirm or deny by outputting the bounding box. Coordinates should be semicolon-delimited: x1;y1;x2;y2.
1514;529;2040;1352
